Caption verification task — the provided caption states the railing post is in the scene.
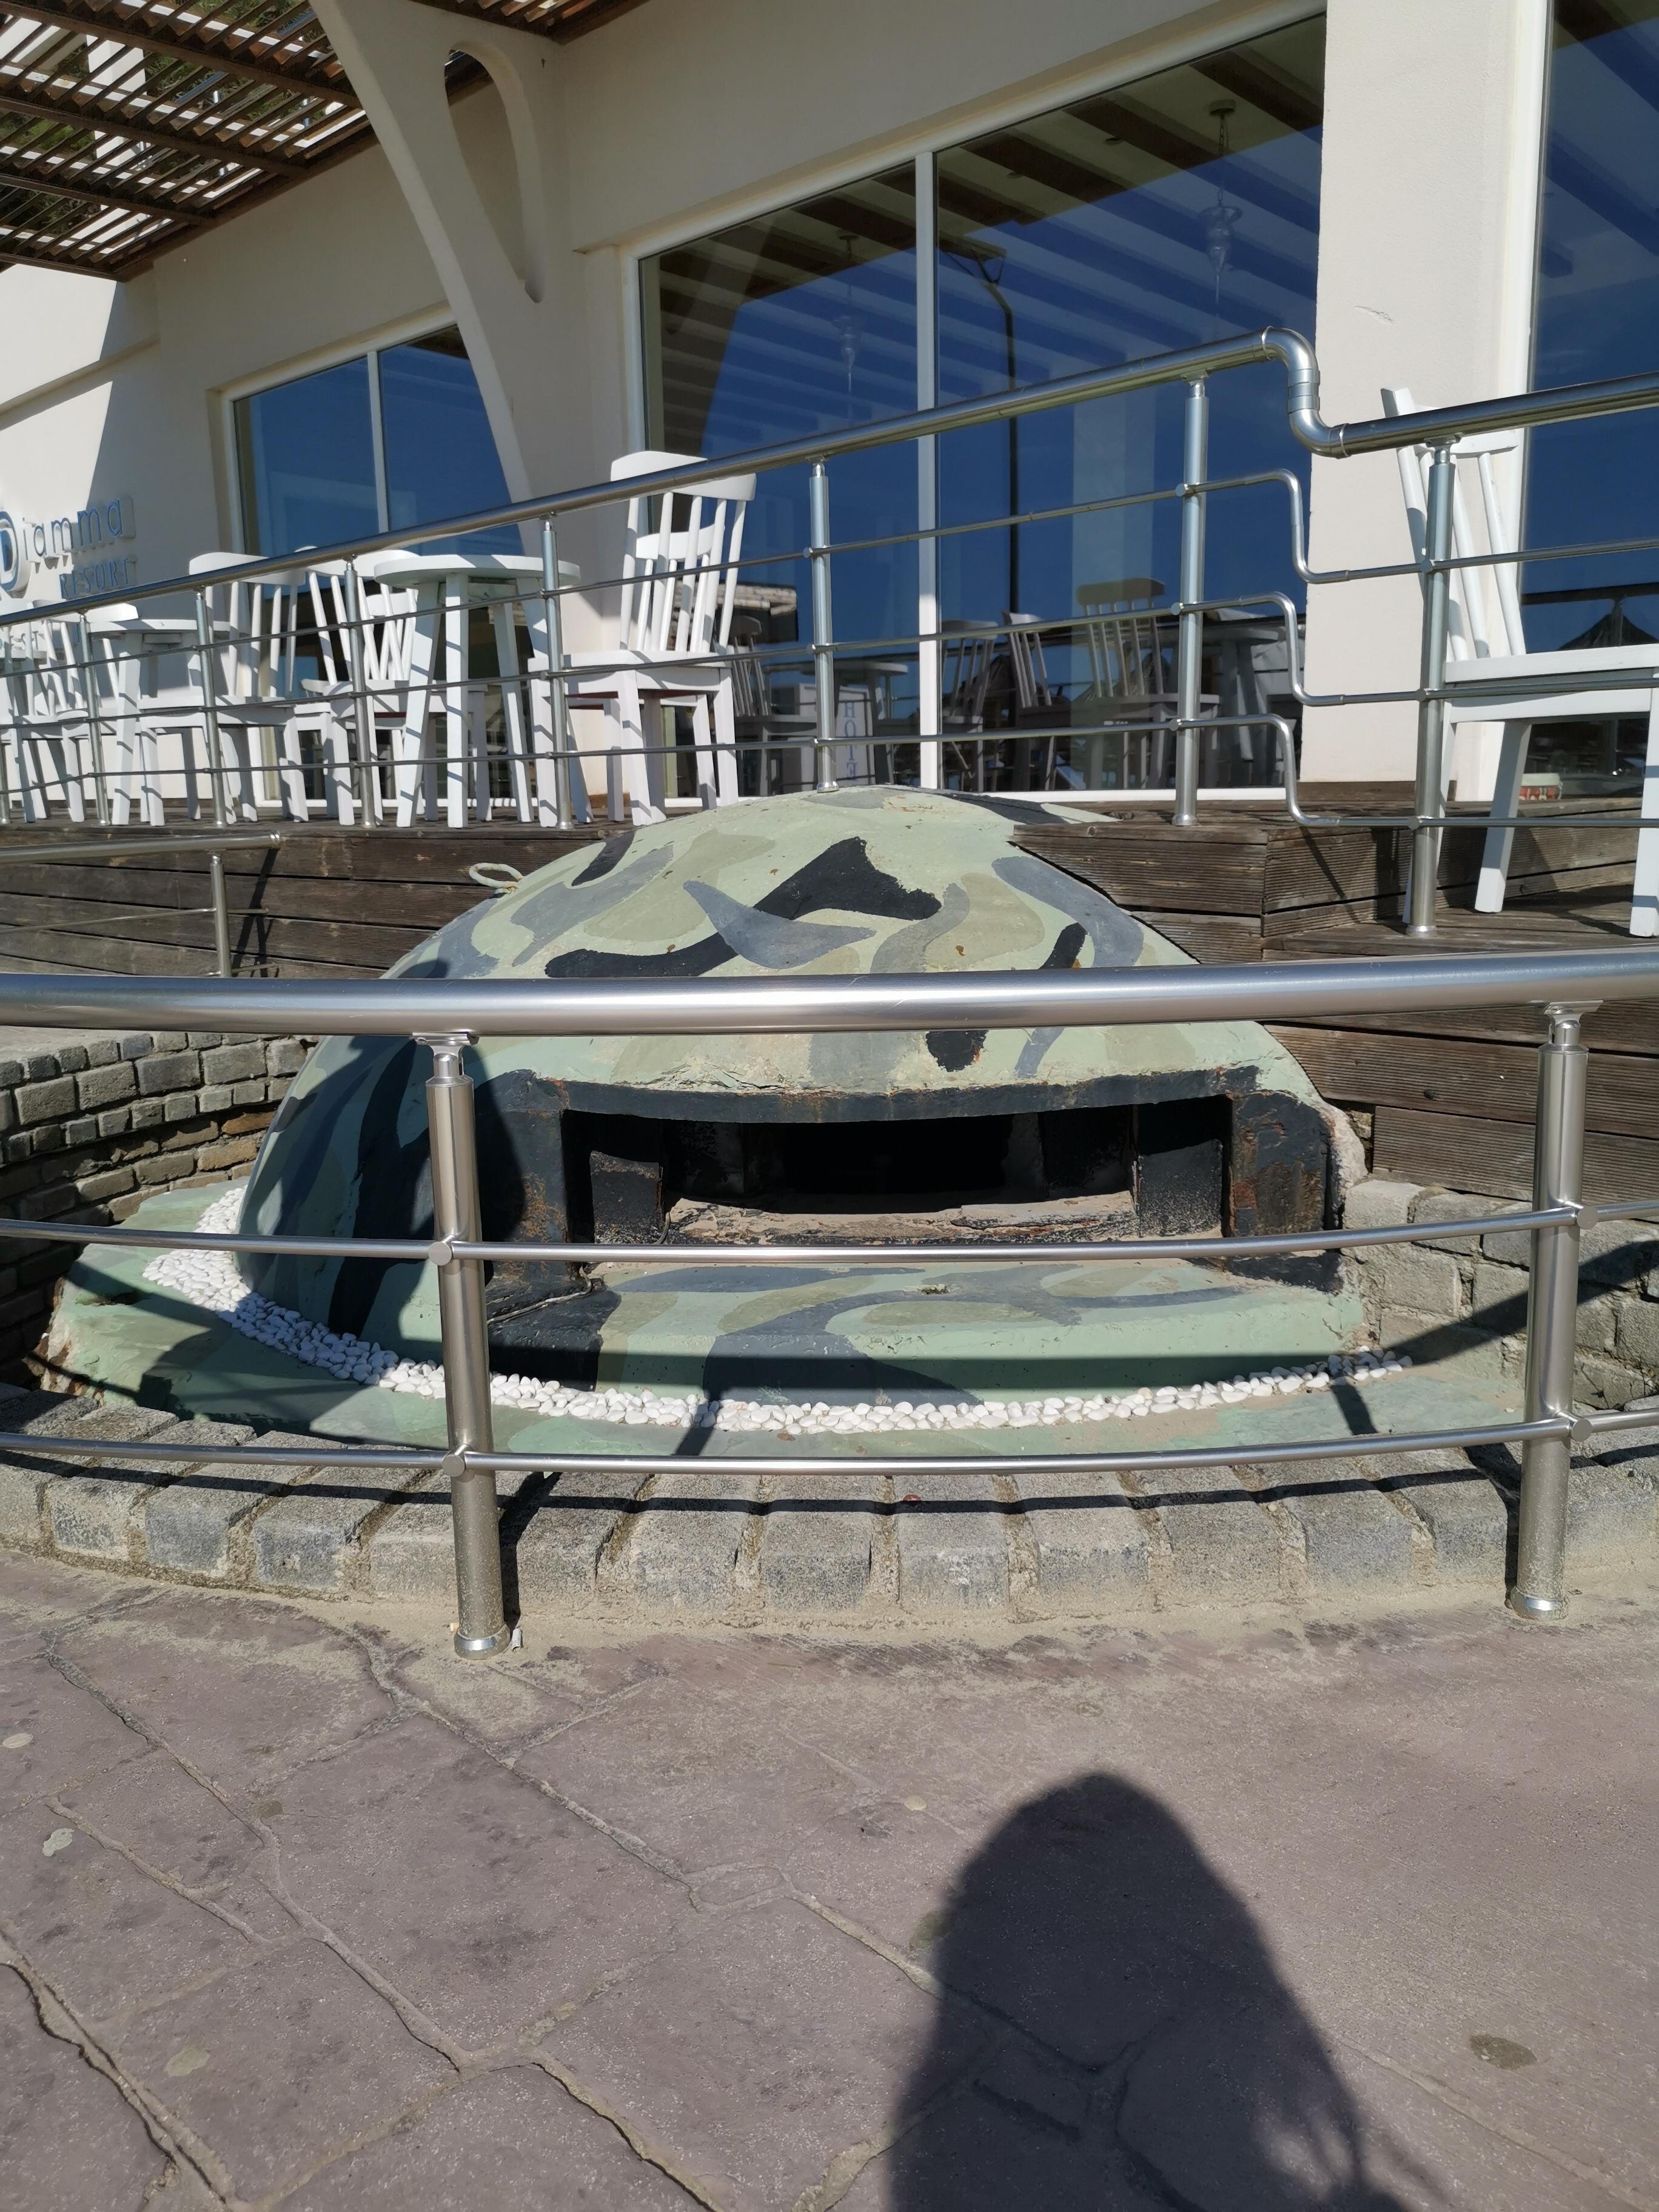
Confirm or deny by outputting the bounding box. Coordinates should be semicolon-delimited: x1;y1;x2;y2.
1173;375;1208;826
1407;441;1455;936
342;564;377;826
209;850;232;977
193;586;230;829
73;614;109;826
420;1031;510;1658
1511;1002;1592;1620
539;517;576;831
809;458;838;794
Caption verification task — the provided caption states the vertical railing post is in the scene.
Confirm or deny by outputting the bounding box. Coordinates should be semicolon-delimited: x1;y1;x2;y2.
343;563;377;826
193;586;230;828
809;458;838;794
1512;1002;1593;1620
209;850;232;977
1407;442;1456;936
540;516;576;831
421;1031;510;1658
73;614;109;826
1173;375;1208;826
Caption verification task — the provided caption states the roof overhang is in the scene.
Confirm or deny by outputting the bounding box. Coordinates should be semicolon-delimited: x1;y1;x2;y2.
0;0;646;280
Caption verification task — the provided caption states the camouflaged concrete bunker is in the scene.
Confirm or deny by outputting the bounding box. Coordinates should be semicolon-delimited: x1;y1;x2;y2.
239;789;1353;1383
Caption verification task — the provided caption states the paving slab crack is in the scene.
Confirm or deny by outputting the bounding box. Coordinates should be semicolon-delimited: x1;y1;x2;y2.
1;1937;232;2205
526;2048;724;2208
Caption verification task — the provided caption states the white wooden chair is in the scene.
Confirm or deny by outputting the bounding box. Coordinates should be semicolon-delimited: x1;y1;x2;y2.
284;562;421;825
561;451;754;823
357;549;580;828
125;555;310;822
1385;386;1659;935
0;614;98;822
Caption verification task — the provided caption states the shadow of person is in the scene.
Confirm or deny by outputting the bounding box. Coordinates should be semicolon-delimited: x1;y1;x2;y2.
881;1775;1427;2211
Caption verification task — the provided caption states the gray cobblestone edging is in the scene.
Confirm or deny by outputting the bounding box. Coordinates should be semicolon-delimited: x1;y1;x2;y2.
0;1030;306;1375
0;1384;1652;1623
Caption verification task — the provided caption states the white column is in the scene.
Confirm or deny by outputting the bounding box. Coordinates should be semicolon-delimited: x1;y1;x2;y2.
1299;0;1550;789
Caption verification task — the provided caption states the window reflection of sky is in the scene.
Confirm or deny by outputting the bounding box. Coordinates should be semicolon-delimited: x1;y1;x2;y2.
235;328;512;558
1527;2;1659;652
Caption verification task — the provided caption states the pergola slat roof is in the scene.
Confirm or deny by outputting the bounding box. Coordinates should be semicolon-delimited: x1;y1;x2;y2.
0;0;643;277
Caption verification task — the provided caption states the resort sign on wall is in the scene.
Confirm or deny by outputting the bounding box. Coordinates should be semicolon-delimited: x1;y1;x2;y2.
0;495;138;603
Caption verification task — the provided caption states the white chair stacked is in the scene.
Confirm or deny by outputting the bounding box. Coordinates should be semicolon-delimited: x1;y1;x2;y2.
562;451;756;824
357;548;581;828
1385;386;1659;936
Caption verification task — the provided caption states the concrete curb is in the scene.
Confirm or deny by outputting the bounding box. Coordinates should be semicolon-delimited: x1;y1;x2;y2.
1;1384;1654;1624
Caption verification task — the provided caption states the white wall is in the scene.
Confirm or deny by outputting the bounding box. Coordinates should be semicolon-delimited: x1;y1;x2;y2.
1300;0;1550;785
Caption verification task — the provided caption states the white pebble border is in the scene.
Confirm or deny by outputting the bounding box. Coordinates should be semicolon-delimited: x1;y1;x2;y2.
141;1184;1410;1440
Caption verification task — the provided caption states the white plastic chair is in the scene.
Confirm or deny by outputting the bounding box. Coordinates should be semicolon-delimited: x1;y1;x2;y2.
562;451;755;823
1386;386;1659;935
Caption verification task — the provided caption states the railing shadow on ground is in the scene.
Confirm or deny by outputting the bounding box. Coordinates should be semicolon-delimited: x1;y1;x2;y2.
882;1774;1426;2211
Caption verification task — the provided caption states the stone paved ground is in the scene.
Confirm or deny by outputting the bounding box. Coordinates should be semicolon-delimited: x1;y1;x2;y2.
1;1557;1656;2212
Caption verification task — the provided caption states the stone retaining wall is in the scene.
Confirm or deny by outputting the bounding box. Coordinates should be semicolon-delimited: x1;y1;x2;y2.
0;1031;304;1377
1345;1176;1659;1406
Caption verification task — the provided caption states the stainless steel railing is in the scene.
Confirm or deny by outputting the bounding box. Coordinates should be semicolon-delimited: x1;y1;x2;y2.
0;943;1655;1654
5;324;1659;933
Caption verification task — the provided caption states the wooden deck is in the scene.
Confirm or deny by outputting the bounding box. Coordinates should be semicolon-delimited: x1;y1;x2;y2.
0;786;1652;1201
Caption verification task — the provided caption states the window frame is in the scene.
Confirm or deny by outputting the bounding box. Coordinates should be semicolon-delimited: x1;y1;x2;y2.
223;310;475;555
623;0;1325;444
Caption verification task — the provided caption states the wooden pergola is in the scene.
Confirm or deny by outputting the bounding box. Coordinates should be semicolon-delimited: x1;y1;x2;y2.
0;0;643;278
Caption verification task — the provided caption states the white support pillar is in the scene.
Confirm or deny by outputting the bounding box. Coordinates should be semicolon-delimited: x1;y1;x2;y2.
312;0;594;511
1300;0;1550;789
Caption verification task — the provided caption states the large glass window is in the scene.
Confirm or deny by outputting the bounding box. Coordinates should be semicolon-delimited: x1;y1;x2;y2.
1528;1;1659;660
234;326;513;556
640;20;1324;794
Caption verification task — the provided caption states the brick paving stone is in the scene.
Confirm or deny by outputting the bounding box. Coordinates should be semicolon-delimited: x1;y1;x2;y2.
139;1429;323;1581
1006;1468;1150;1612
0;1649;149;1809
1252;1464;1418;1592
537;1896;949;2212
250;1461;423;1595
271;1712;685;2049
0;1799;254;2024
894;1473;1009;1612
1130;1465;1284;1606
0;1399;170;1549
614;1467;760;1614
0;1962;170;2212
1474;1442;1658;1567
60;1748;292;1941
514;1467;646;1614
55;1587;392;1795
47;1418;254;1568
113;1940;453;2205
760;1472;882;1615
1366;1449;1512;1584
366;1465;541;1603
283;2064;696;2210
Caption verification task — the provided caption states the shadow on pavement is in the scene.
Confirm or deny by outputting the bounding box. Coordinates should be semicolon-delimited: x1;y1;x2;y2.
885;1775;1429;2211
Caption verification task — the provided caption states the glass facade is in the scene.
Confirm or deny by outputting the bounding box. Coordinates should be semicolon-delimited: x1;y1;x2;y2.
1529;1;1659;634
1522;0;1659;788
640;19;1325;793
235;326;512;557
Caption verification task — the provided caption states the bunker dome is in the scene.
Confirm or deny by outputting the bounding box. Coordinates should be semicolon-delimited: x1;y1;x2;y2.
238;789;1359;1395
